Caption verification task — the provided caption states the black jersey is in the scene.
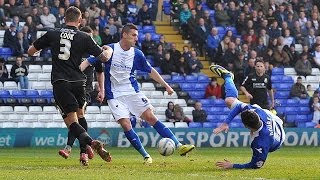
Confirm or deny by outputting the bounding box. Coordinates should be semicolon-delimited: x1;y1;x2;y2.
33;25;103;84
241;73;272;109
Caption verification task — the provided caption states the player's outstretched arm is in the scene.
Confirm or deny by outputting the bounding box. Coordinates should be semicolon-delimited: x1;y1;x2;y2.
27;46;40;56
79;60;91;71
213;123;229;134
216;159;233;169
149;68;174;95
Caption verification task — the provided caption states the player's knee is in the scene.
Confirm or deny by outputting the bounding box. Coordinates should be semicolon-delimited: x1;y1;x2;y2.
76;108;85;118
118;118;133;131
142;110;157;125
225;97;235;108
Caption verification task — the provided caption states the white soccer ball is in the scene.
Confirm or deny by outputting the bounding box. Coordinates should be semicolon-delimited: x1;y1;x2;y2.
157;138;176;156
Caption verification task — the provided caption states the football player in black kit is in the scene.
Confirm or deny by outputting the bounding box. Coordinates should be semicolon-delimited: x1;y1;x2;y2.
28;6;112;166
240;59;275;110
58;26;105;162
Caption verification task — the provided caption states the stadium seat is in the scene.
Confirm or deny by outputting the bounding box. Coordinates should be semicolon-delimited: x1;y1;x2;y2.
306;76;320;83
277;83;292;91
202;122;216;128
275;91;290;99
142;25;155;33
305;122;317;128
188;122;202;128
11;90;25;98
141;82;155;91
164;91;178;99
90;121;107;128
195;83;207;90
183;107;194;115
300;107;311;115
38;73;51;81
28;73;38;81
42;65;52;73
272;68;284;75
85;114;96;122
156;114;167;121
0;89;11;98
174;122;188;128
213;99;226;107
38;114;53;121
28;65;42;73
188;91;205;99
173;99;187;107
43;106;58;114
9;114;22;122
86;106;100;114
281;76;294;83
229;122;243;128
4;81;18;90
184;75;198;82
154;107;167;115
0;114;8;121
180;83;193;91
162;122;174;128
150;91;163;99
0;106;13;114
295;115;308;122
46;122;64;128
225;26;238;35
284;68;297;76
286;115;296;123
14;106;28;114
286;99;299;106
2;122;17;128
45;82;53;89
31;82;46;90
23;115;38;122
312;68;320;75
299;99;309;106
52;114;62;121
197;75;210;83
216;26;225;34
105;121;121;128
285;107;299;115
29;106;43;114
171;75;185;83
100;106;111;114
96;114;111;122
294;44;303;53
33;122;46;128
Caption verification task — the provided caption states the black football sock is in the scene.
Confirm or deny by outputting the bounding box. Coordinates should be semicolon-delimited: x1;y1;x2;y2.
67;131;76;147
69;122;93;146
78;117;88;131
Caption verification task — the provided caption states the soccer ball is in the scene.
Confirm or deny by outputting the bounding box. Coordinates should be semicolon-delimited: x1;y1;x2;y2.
157;138;176;156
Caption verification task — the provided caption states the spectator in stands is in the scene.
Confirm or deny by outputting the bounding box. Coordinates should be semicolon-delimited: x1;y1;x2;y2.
3;23;17;52
0;57;9;83
141;33;157;57
264;60;272;76
268;20;282;39
243;29;257;46
168;43;181;63
100;27;113;45
97;9;108;30
11;16;23;32
174;104;191;123
255;38;267;58
311;95;320;128
105;17;117;36
273;45;290;67
108;7;122;28
205;77;222;99
223;42;237;70
35;0;46;15
50;0;60;16
303;28;316;48
25;16;39;35
283;29;295;47
13;31;29;57
216;36;231;64
10;56;29;89
192;101;207;122
292;20;305;45
40;6;57;29
158;35;171;53
311;44;320;68
290;76;308;99
186;9;198;41
236;12;247;36
21;25;34;46
175;56;189;76
74;0;86;13
86;1;100;20
234;52;246;87
241;59;274;109
179;3;191;40
92;28;102;45
295;52;312;77
137;3;152;26
160;52;176;75
127;0;139;24
286;44;299;67
227;1;239;26
187;50;203;75
18;0;33;20
54;7;65;28
5;0;19;18
206;27;221;64
193;18;210;56
116;3;127;25
214;3;230;26
307;84;314;97
154;44;165;67
165;101;175;122
244;58;255;77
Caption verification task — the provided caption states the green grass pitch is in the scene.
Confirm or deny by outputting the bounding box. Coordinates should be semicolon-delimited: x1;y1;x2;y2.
0;147;319;179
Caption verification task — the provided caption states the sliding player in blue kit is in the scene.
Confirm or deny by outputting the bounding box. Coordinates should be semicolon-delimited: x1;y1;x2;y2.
80;23;195;164
210;64;286;169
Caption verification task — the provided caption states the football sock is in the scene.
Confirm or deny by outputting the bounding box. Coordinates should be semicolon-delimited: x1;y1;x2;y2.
153;121;181;147
224;74;238;98
66;131;75;147
78;117;88;131
69;122;93;146
125;129;149;157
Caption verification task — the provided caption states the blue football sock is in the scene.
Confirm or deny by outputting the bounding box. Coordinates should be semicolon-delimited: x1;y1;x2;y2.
153;121;181;146
224;74;238;98
125;129;149;157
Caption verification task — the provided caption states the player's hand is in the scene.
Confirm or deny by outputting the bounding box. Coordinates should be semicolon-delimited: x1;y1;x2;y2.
96;91;105;104
245;93;253;99
216;159;233;169
165;86;174;95
213;123;229;134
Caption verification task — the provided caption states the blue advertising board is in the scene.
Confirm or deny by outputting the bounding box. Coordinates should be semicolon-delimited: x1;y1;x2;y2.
0;128;319;147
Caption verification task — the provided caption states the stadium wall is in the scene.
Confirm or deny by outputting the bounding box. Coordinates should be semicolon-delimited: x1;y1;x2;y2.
0;128;319;147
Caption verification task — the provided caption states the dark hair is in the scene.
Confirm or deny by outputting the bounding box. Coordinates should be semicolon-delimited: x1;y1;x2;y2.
241;110;261;129
255;59;265;65
65;6;81;23
167;101;174;108
211;77;217;82
80;26;93;33
121;23;138;37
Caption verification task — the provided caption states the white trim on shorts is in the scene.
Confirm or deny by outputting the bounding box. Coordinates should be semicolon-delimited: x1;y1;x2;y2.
106;92;153;121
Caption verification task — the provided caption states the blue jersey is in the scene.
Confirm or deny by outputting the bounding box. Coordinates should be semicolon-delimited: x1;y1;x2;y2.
224;103;286;169
88;42;152;99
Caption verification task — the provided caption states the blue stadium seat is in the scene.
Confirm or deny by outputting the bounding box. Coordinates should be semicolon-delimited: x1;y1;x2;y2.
0;47;12;55
185;75;198;82
286;99;299;106
146;58;154;66
199;99;212;106
25;90;40;98
276;99;287;106
11;90;25;98
295;115;308;122
197;75;210;83
142;26;155;33
203;122;216;128
305;122;317;128
138;33;145;42
218;115;228;121
209;10;215;17
188;91;205;99
189;122;202;128
272;68;284;75
281;76;294;83
162;0;171;15
216;26;226;34
180;83;193;91
271;76;282;82
275;91;290;99
171;75;184;82
277;83;292;91
225;26;238;35
299;99;309;106
275;107;286;115
213;99;225;107
195;83;207;90
0;90;11;98
207;115;218;122
229;122;243;128
153;67;162;74
151;33;160;41
285;107;299;115
296;122;306;128
286;115;296;123
207;107;224;115
300;107;311;115
307;114;313;121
